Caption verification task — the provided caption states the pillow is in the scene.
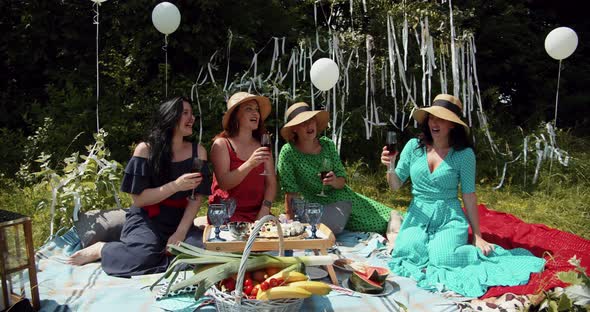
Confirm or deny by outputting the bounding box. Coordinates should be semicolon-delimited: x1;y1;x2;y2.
320;201;352;235
74;209;128;248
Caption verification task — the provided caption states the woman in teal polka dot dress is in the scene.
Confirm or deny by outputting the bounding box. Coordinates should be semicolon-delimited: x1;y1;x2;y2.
381;94;545;297
278;102;399;236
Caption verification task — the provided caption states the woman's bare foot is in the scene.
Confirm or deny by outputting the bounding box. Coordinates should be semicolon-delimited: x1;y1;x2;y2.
67;242;105;265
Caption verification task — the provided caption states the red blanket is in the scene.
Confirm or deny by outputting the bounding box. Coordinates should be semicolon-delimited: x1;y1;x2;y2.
469;204;590;298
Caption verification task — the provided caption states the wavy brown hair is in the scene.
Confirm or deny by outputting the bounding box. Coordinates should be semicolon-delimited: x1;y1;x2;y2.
213;104;267;141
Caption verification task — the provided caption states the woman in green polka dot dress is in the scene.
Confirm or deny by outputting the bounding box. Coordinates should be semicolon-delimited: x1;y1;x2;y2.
278;102;399;236
381;94;545;297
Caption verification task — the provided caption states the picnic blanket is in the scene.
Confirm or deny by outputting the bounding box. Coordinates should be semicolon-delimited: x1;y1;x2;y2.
475;204;590;298
30;228;462;311
26;205;589;311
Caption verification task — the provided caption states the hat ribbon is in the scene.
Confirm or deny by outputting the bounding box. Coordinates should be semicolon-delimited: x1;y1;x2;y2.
432;99;462;117
286;105;312;122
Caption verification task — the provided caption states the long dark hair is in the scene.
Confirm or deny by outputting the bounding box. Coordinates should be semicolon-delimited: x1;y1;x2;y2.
213;104;267;141
417;114;474;152
146;97;191;184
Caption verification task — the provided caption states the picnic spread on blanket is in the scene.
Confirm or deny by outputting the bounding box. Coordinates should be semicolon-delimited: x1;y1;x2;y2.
20;204;588;311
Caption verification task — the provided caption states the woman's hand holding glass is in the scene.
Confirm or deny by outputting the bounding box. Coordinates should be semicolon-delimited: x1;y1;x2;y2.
381;146;399;172
173;172;202;192
247;146;271;169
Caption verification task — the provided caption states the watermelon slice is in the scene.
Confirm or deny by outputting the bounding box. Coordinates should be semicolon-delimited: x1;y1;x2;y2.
349;270;384;294
365;266;390;285
349;266;390;294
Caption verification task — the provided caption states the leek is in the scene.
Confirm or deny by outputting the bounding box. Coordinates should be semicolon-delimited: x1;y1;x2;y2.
151;242;335;300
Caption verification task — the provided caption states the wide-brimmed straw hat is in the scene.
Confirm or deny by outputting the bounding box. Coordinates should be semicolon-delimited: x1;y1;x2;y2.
280;102;329;142
222;92;272;130
412;94;470;133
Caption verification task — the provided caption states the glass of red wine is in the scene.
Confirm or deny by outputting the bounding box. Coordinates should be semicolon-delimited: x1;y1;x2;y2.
386;130;397;173
260;132;272;176
190;157;204;200
317;157;332;197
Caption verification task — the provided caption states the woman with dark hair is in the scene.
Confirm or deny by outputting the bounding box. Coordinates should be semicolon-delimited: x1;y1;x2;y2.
209;92;276;222
380;94;544;297
68;97;211;277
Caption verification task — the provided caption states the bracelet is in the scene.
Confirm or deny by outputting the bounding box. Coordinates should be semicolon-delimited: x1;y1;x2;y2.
262;199;273;208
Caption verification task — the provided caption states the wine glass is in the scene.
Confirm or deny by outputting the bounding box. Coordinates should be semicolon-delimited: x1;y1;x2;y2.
222;197;237;224
317;157;332;197
291;197;307;223
260;133;272;176
190;157;205;200
386;130;397;173
305;203;324;239
207;203;227;242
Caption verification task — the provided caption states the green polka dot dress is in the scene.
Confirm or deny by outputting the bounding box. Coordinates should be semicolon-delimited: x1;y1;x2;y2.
389;138;545;297
278;136;393;233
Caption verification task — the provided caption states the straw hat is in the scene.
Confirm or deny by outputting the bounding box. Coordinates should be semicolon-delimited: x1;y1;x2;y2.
222;92;272;130
280;102;329;141
412;94;470;133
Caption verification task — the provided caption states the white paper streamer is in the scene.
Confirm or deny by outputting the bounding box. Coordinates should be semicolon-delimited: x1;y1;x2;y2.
93;2;101;132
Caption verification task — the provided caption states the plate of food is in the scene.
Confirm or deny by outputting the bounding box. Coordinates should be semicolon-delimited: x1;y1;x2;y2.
333;258;355;272
341;266;396;297
341;278;396;297
248;220;307;239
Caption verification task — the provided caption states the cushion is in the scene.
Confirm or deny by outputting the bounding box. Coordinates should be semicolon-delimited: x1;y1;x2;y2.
74;209;128;248
320;201;352;235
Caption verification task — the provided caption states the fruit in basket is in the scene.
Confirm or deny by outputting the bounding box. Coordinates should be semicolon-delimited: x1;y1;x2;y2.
152;241;335;300
265;267;281;277
266;270;308;284
349;266;390;294
221;277;236;292
252;269;267;283
287;281;331;295
256;286;312;300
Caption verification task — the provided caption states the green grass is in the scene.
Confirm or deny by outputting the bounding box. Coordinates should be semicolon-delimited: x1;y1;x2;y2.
340;160;590;240
2;153;589;249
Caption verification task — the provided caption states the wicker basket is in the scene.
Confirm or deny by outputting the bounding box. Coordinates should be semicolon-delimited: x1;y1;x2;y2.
209;215;304;312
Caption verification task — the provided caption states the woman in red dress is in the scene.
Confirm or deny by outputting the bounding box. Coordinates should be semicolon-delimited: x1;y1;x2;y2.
209;92;276;221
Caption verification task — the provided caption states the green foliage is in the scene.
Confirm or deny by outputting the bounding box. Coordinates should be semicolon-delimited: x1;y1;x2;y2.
528;258;590;312
4;129;132;246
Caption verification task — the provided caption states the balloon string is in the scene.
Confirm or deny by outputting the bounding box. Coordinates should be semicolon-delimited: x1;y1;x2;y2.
163;35;168;98
554;59;561;128
93;2;100;132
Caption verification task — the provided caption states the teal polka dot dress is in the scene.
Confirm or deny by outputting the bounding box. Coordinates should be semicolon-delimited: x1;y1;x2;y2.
389;138;545;297
278;136;393;233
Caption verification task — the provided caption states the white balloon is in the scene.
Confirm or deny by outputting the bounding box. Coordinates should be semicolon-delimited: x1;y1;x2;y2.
544;27;578;60
151;2;181;35
310;58;340;91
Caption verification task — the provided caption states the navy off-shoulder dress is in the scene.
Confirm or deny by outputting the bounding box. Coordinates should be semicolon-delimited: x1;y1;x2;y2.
101;143;211;277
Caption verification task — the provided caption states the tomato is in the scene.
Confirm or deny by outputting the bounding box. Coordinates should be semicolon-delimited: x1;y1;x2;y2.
269;278;278;288
223;278;236;292
251;269;266;283
243;285;253;296
265;267;281;277
260;281;270;291
251;286;259;297
244;279;253;287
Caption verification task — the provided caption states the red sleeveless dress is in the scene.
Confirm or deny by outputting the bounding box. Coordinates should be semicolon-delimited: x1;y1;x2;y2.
209;139;266;222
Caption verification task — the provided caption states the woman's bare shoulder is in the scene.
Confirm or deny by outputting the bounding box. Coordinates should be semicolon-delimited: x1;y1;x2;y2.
133;142;150;158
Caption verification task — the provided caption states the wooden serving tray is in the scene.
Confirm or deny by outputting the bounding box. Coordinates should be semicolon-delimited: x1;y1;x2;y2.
203;223;335;252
